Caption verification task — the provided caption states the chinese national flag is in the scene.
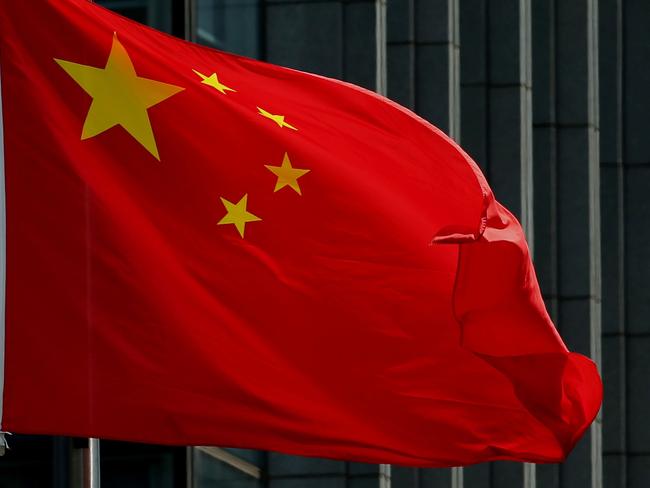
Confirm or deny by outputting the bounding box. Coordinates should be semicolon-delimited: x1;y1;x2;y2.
0;0;601;466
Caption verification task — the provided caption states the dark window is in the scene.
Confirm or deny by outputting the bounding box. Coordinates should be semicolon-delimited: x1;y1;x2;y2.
96;0;173;33
195;0;261;59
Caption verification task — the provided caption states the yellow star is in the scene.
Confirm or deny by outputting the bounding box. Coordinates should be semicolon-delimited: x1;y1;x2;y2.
218;194;261;238
265;153;310;195
257;107;298;130
55;33;184;160
192;69;236;95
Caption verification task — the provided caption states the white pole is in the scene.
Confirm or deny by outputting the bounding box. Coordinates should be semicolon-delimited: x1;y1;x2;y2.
88;438;100;488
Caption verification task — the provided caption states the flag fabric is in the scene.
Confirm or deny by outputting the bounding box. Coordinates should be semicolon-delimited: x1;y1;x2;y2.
0;0;601;466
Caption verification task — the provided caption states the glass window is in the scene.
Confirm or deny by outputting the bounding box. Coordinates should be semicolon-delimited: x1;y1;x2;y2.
191;447;262;488
222;448;264;466
195;0;261;59
96;0;174;34
101;440;186;488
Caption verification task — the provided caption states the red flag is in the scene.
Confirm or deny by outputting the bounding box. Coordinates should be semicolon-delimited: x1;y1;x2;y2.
0;0;601;466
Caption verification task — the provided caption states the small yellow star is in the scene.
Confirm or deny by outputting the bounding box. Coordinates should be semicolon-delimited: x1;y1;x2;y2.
218;194;261;238
265;153;310;195
193;69;236;95
257;107;297;130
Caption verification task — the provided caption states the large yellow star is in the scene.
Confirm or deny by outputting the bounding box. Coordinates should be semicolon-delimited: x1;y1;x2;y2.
218;194;261;238
193;69;236;95
55;34;184;160
265;153;310;195
257;107;298;130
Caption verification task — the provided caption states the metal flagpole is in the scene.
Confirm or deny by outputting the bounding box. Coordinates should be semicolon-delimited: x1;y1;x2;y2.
87;438;100;488
85;1;100;486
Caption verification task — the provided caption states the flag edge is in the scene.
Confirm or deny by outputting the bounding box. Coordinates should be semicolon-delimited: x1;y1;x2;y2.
0;61;6;431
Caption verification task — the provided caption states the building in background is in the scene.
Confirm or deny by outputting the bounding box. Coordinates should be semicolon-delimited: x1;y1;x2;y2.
0;0;646;487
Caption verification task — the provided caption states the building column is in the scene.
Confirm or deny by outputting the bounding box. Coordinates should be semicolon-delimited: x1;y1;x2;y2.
263;2;389;487
388;1;461;486
532;3;603;488
598;1;626;487
460;0;533;485
387;0;415;113
266;453;347;488
531;1;559;484
388;0;460;140
414;0;460;139
266;454;392;488
622;2;650;487
264;0;386;93
555;1;603;487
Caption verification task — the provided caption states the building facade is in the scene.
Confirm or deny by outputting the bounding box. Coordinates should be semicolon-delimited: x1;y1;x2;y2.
0;0;647;487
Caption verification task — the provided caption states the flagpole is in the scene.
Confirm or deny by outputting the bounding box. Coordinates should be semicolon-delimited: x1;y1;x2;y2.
84;1;100;486
86;438;100;488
